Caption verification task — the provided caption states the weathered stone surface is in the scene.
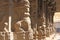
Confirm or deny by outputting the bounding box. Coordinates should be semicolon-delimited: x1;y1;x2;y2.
0;0;56;40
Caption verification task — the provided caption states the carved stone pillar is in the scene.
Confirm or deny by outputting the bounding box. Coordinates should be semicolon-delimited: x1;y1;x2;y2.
47;0;56;35
12;0;33;40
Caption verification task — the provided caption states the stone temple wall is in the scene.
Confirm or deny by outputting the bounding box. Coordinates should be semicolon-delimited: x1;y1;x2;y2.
0;0;56;40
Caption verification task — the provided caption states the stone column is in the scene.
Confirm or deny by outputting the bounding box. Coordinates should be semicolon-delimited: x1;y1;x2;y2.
47;0;56;35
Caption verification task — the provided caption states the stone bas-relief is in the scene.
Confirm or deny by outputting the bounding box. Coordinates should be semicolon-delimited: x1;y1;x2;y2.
0;0;56;40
